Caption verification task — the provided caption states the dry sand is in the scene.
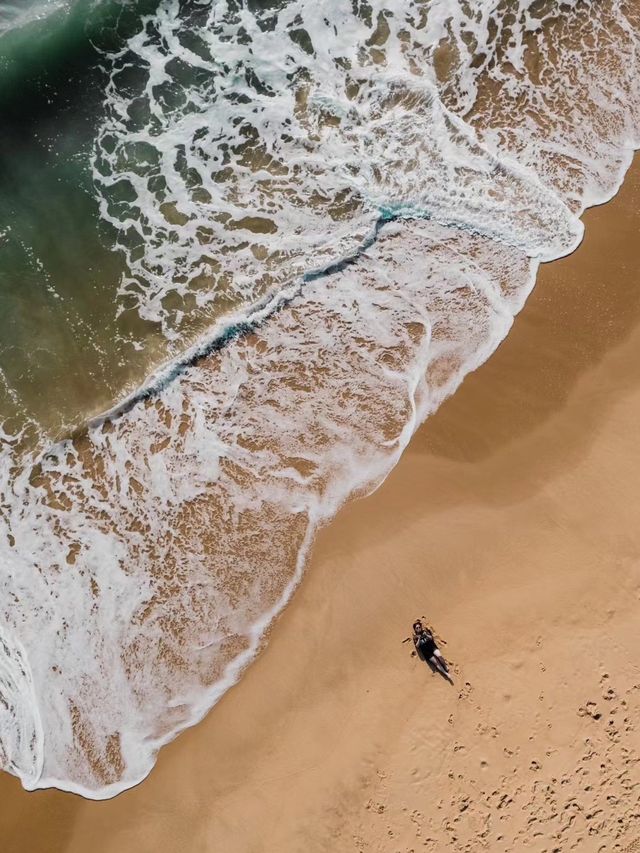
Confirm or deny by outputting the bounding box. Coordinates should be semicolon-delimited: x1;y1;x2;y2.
2;160;640;852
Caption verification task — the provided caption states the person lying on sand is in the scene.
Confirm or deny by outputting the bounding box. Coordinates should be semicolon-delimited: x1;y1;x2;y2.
412;620;438;658
412;620;450;679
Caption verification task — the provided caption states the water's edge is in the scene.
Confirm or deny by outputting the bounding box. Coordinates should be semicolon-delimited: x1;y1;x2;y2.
19;143;635;800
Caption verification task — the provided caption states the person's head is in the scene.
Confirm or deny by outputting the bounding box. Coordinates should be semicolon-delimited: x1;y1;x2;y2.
413;620;423;634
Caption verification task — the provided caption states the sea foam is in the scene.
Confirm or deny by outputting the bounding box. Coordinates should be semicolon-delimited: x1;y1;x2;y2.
0;0;639;796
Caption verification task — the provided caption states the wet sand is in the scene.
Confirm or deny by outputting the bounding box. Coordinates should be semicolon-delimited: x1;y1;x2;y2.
2;159;640;852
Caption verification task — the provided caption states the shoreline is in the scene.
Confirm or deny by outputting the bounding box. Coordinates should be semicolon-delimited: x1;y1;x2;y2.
40;128;626;461
2;156;640;849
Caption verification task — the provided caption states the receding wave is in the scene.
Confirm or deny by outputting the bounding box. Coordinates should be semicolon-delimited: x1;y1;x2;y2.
0;0;638;797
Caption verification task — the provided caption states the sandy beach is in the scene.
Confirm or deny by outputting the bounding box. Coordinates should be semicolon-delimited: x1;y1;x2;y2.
1;156;640;852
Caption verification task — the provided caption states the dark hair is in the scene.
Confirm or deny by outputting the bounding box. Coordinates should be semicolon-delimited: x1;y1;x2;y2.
413;621;422;631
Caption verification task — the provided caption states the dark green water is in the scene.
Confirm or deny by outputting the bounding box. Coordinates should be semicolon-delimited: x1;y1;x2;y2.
0;0;164;438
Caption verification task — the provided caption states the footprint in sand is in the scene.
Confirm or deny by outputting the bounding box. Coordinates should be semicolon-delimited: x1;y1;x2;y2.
458;681;473;700
578;701;602;720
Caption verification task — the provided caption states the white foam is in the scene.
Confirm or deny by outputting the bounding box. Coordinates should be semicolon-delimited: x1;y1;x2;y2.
93;0;585;337
0;624;43;788
1;0;640;797
0;0;71;37
1;220;536;796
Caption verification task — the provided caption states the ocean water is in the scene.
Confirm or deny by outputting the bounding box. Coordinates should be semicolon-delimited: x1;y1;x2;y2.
0;0;638;797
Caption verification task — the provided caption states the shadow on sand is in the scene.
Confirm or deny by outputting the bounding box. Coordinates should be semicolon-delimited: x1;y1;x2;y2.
414;646;455;685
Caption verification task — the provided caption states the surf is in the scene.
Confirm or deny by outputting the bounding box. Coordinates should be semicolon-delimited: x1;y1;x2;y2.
0;0;638;798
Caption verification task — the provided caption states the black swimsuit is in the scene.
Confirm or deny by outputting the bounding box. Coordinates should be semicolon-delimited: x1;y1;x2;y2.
417;634;436;658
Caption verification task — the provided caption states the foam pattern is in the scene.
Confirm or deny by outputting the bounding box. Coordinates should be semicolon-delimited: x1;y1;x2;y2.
93;0;584;336
0;0;639;796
